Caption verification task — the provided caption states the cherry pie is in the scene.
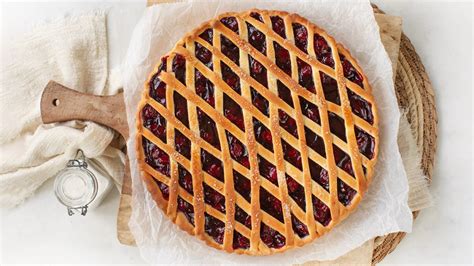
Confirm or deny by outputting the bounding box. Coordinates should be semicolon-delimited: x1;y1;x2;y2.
136;9;379;255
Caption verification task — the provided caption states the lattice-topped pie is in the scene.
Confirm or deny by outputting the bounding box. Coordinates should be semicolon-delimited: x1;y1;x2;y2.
136;9;379;255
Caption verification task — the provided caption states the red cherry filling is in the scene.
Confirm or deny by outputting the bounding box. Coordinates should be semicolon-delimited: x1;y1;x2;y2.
175;129;191;159
223;94;245;131
253;119;273;151
258;155;278;186
312;195;331;226
178;164;193;195
201;149;224;182
173;91;189;127
277;81;294;107
299;96;321;124
149;57;168;105
308;159;329;191
221;35;240;65
221;62;241;93
340;54;364;87
355;126;375;159
328;112;346;142
251;87;269;116
149;76;167;106
233;170;251;202
293;23;308;53
291;214;309;238
314;34;334;68
247;22;266;55
172;54;186;85
199;28;213;44
157;56;168;72
197;108;221;149
278;109;298;138
226;131;250;168
195;69;215;107
271;16;286;38
249;12;263;22
338;179;357;206
144;16;371;249
143;138;170;177
154;179;169;200
195;42;213;70
142;104;167;143
260;188;283;222
260;223;286;249
320;72;340;105
177;196;195;225
235;205;252;229
347;89;374;125
274;42;291;75
282;140;302;170
220;17;239;33
249;56;268;87
233;231;250;250
203;183;226;213
333;145;354;177
297;58;315;93
142;103;158;120
285;174;306;210
304;127;326;157
204;213;225;244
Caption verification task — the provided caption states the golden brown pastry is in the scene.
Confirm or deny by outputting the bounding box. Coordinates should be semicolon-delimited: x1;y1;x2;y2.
136;9;379;255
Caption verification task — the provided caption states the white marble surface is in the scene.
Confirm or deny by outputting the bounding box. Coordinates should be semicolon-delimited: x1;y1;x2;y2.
0;1;472;264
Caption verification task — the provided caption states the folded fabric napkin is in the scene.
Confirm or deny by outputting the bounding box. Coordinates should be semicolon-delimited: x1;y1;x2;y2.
0;12;125;207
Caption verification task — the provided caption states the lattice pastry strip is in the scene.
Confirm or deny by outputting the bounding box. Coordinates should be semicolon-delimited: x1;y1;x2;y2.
184;38;335;214
136;9;379;255
212;23;376;195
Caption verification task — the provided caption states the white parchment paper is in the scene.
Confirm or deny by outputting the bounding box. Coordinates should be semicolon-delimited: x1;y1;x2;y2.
122;0;412;264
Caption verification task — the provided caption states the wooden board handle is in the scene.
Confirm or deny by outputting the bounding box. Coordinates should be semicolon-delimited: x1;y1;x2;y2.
41;81;129;139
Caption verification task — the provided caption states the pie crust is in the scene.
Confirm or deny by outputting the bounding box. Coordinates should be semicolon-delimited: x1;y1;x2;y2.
136;9;379;255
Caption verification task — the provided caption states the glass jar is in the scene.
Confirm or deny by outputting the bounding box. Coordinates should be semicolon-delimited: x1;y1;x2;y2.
54;150;98;216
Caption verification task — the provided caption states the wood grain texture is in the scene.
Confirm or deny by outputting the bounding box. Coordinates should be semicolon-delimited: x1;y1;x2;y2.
40;80;134;245
117;159;135;245
147;0;176;6
41;81;129;139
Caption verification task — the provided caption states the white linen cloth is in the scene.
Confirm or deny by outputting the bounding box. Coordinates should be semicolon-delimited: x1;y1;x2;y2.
0;12;125;208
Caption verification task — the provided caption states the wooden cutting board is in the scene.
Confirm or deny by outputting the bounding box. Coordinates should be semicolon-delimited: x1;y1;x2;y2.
40;6;403;251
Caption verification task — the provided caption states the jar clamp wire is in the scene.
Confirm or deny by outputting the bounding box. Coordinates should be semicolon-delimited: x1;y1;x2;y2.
54;150;98;216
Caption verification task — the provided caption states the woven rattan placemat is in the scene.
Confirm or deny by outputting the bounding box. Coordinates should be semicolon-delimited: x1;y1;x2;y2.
371;5;437;264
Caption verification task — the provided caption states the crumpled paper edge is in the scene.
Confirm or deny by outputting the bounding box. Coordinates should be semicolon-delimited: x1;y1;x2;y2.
122;0;412;264
398;111;433;212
